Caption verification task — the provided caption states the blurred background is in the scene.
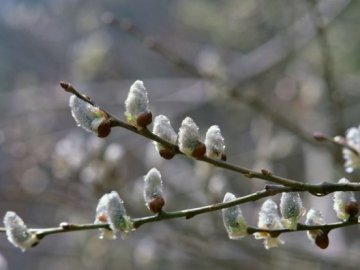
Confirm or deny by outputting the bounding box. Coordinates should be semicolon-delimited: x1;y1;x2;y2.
0;0;360;269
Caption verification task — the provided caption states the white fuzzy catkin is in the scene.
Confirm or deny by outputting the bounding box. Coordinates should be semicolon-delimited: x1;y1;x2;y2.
94;191;132;239
143;168;163;207
205;125;225;159
152;115;177;151
3;211;39;252
124;80;150;126
178;117;201;156
222;193;247;240
342;126;360;173
69;95;107;135
333;178;357;221
254;199;284;249
280;192;305;230
305;209;325;244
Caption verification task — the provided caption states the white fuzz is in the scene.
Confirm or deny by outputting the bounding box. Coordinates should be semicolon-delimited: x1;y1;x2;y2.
222;192;247;240
94;191;132;239
143;168;164;207
205;125;225;159
342;126;360;173
254;199;284;249
124;80;150;126
305;209;325;244
3;211;39;252
280;192;305;230
178;117;201;156
69;95;107;135
333;178;357;221
152;115;177;151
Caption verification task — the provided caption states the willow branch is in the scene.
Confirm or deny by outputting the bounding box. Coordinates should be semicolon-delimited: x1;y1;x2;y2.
60;82;360;194
102;0;353;147
1;186;358;240
313;132;359;156
132;185;295;228
102;15;320;147
247;218;359;235
0;186;291;238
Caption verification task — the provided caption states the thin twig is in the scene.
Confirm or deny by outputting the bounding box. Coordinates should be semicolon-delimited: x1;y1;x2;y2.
60;82;360;194
132;186;295;228
1;187;358;239
102;0;354;147
247;218;359;234
313;132;359;156
102;15;320;147
305;0;345;135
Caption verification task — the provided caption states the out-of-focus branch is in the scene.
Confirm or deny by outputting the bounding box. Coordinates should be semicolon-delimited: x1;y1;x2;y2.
103;15;318;146
313;132;359;156
228;0;353;82
101;1;353;147
101;13;204;78
59;82;360;194
305;0;345;136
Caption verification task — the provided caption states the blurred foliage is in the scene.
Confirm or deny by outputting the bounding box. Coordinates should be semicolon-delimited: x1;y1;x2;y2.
0;0;360;269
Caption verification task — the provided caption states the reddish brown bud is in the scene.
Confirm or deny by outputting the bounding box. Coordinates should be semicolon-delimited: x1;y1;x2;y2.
159;148;175;160
97;213;108;223
313;132;327;141
315;231;329;249
221;153;227;161
60;81;71;91
345;201;359;217
97;120;112;138
191;142;206;159
148;197;165;213
261;169;271;176
136;111;152;128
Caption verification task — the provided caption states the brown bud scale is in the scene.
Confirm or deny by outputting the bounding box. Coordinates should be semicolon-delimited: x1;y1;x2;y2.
315;231;329;249
97;120;112;138
137;111;153;128
191;142;206;159
345;201;359;217
159;148;175;160
148;197;165;213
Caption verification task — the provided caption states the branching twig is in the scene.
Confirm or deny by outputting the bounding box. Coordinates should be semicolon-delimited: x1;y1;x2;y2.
1;186;358;240
102;15;320;147
102;1;354;148
59;82;360;194
313;132;359;156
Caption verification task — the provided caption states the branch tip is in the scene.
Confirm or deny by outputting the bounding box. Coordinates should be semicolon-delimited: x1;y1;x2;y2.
60;81;71;91
313;132;327;141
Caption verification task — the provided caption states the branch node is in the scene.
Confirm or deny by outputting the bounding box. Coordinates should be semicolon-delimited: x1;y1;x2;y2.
261;169;272;176
59;222;74;230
